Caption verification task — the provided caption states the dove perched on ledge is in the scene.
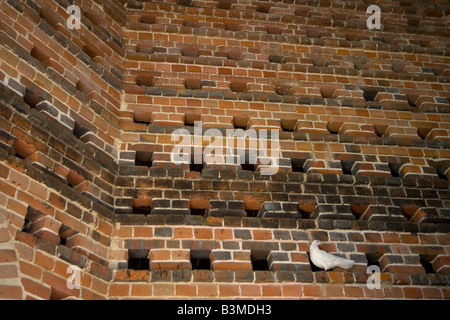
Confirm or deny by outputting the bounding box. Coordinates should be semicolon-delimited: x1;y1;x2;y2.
309;240;355;271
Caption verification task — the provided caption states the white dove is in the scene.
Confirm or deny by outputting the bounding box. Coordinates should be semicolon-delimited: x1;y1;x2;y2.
309;240;355;272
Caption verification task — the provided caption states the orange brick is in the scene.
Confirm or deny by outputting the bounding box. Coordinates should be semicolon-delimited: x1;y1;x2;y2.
213;228;233;240
21;278;51;299
153;283;175;296
303;285;322;298
196;284;218;297
343;286;365;298
421;287;442;299
0;285;23;299
173;227;193;239
325;285;344;298
252;229;272;240
176;284;196;297
212;261;252;271
0;264;19;279
403;287;423;299
219;284;240;297
281;284;302;297
109;283;131;297
131;284;152;297
194;228;213;239
240;284;262;297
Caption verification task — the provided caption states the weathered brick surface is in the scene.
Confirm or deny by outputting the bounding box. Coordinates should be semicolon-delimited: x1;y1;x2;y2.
0;0;449;300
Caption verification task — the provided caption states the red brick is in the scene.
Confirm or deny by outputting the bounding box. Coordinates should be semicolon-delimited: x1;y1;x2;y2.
383;287;404;299
325;285;344;298
262;284;282;297
130;284;152;297
0;264;19;279
34;252;55;271
343;286;365;298
213;228;233;240
173;227;193;239
176;284;196;297
48;193;66;210
252;230;272;240
0;180;16;197
403;287;423;299
212;261;252;271
219;284;240;297
421;287;442;299
196;284;218;297
0;285;23;299
194;228;213;239
109;283;131;297
0;249;17;263
240;284;262;297
21;278;51;299
303;285;322;298
153;283;175;297
282;284;302;297
0;228;11;243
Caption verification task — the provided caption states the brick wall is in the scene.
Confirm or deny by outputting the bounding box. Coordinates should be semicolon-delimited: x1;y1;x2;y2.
0;0;449;299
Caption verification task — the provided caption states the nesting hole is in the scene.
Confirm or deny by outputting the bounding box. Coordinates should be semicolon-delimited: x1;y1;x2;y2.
366;253;381;269
73;122;89;139
190;250;211;270
67;170;85;188
388;162;402;178
23;89;45;108
135;151;153;167
190;153;204;173
251;250;270;271
22;206;44;233
233;116;248;130
241;163;255;172
280;119;296;132
189;199;208;217
230;80;248;93
363;89;378;102
134;111;151;125
298;201;316;219
185;113;201;127
128;249;150;270
136;76;154;87
420;255;436;274
291;158;306;173
141;15;156;24
217;0;235;10
182;47;199;58
350;204;368;220
340;160;354;175
320;87;335;99
256;5;270;13
50;288;71;300
132;198;152;216
184;78;202;90
178;0;193;7
30;46;50;65
58;224;76;247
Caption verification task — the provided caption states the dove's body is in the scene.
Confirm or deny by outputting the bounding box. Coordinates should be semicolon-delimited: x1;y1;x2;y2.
309;241;354;271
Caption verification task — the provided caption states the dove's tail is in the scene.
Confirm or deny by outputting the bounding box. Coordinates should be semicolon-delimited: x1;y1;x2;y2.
336;258;355;269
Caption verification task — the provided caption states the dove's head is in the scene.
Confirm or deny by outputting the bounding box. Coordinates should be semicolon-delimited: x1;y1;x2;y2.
311;240;321;247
